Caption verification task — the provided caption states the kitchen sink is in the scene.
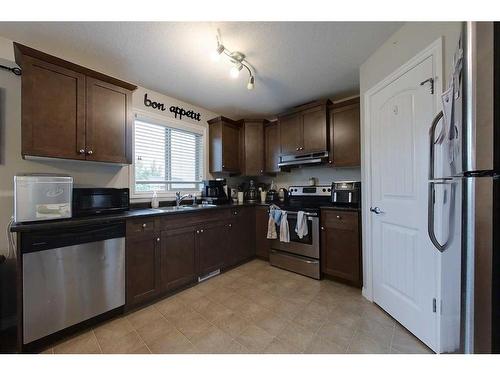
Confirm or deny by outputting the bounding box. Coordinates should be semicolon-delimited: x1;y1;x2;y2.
153;204;217;212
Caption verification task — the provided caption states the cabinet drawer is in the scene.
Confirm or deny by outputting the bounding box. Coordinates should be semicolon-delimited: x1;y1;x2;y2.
322;210;358;231
160;209;231;230
127;217;157;236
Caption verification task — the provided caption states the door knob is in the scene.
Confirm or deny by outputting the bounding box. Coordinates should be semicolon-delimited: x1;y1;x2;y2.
370;207;384;214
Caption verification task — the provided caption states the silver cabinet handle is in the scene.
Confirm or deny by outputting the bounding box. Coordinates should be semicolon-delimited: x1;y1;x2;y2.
429;111;444;180
336;215;341;220
296;147;299;151
228;223;232;227
156;237;160;242
86;150;93;155
200;229;204;233
78;149;85;154
142;223;147;228
321;226;325;231
370;207;384;214
196;230;200;234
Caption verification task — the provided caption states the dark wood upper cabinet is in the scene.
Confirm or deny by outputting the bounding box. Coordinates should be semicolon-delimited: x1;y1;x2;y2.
320;209;362;287
14;43;136;164
85;78;132;164
264;120;280;173
160;227;197;292
329;98;361;167
279;113;302;155
278;100;330;156
240;119;267;176
208;116;241;174
20;56;86;160
302;105;328;153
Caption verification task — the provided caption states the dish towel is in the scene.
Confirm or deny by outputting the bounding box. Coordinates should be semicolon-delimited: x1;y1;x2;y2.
280;211;290;243
267;205;281;239
295;211;308;239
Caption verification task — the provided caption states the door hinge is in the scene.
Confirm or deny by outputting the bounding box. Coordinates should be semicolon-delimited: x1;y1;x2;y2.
432;298;437;313
420;77;434;94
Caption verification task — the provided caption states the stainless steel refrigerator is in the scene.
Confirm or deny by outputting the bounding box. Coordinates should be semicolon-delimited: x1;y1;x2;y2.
428;21;499;354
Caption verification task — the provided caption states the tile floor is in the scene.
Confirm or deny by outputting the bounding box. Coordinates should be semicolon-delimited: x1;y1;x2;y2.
41;259;433;354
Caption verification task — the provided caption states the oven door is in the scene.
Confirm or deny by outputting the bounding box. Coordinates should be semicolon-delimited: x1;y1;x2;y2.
270;211;320;259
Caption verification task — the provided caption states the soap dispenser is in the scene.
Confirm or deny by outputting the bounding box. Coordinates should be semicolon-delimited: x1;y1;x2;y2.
151;191;159;209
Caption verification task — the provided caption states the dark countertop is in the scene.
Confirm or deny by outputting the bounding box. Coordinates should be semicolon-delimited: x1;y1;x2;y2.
10;202;260;233
10;201;359;233
320;206;361;212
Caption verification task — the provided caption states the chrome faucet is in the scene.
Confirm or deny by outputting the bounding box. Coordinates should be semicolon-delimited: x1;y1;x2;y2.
175;192;193;207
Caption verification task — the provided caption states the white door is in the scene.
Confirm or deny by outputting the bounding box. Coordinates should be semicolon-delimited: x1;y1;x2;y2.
370;56;438;351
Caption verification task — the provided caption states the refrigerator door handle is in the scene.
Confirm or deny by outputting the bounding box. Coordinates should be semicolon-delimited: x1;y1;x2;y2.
428;181;455;252
429;110;444;180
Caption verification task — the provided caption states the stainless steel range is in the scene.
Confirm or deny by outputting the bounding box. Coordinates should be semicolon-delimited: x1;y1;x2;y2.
269;185;332;279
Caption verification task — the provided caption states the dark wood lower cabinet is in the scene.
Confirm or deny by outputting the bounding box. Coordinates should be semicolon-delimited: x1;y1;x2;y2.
255;206;271;259
320;209;362;287
228;207;256;266
160;227;197;292
126;228;161;307
197;221;229;276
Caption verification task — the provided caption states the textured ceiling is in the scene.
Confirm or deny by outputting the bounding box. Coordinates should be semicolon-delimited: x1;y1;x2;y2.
0;22;402;118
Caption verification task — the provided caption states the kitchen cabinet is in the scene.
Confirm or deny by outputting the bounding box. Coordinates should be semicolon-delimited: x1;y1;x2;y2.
255;206;271;260
14;43;136;164
126;218;161;307
320;209;362;287
227;207;256;267
264;120;280;173
85;77;132;163
197;221;229;276
208;116;241;174
160;226;197;292
278;100;330;156
240;119;268;176
328;98;360;167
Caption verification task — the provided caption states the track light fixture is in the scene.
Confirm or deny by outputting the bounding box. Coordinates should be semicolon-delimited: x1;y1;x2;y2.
212;30;256;90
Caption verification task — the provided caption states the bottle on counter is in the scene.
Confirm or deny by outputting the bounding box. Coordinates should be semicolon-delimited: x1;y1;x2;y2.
151;191;159;209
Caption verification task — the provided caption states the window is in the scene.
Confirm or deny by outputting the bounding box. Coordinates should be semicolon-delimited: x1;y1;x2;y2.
133;119;204;194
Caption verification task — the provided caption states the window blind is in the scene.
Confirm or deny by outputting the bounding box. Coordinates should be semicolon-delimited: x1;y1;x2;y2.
134;120;204;193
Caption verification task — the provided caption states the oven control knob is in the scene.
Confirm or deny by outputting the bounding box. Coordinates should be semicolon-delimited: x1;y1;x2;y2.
327;188;331;192
322;188;326;192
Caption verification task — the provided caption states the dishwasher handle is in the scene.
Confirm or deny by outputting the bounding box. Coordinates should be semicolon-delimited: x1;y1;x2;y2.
21;221;126;254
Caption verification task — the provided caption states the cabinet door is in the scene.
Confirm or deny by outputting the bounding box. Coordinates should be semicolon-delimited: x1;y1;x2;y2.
160;227;196;292
126;234;161;306
197;222;228;275
279;113;302;155
321;210;361;286
227;207;256;265
222;122;241;172
86;77;132;163
265;121;280;173
255;206;271;259
302;105;328;153
243;121;265;176
329;102;360;167
21;56;86;160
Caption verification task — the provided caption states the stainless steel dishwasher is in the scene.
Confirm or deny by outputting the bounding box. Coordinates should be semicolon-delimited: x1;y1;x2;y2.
21;221;125;344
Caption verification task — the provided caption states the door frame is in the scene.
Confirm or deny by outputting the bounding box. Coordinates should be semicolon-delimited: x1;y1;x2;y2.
361;37;444;303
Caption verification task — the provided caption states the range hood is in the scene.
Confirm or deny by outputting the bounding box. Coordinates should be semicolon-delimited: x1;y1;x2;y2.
278;151;329;168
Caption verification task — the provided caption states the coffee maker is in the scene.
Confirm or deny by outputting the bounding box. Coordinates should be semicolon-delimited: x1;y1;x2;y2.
202;179;228;205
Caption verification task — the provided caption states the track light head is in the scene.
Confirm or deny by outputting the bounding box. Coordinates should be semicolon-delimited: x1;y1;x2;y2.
247;75;255;90
230;63;243;78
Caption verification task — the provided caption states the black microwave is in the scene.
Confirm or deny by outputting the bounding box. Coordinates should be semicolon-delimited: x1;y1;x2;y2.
72;188;129;217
